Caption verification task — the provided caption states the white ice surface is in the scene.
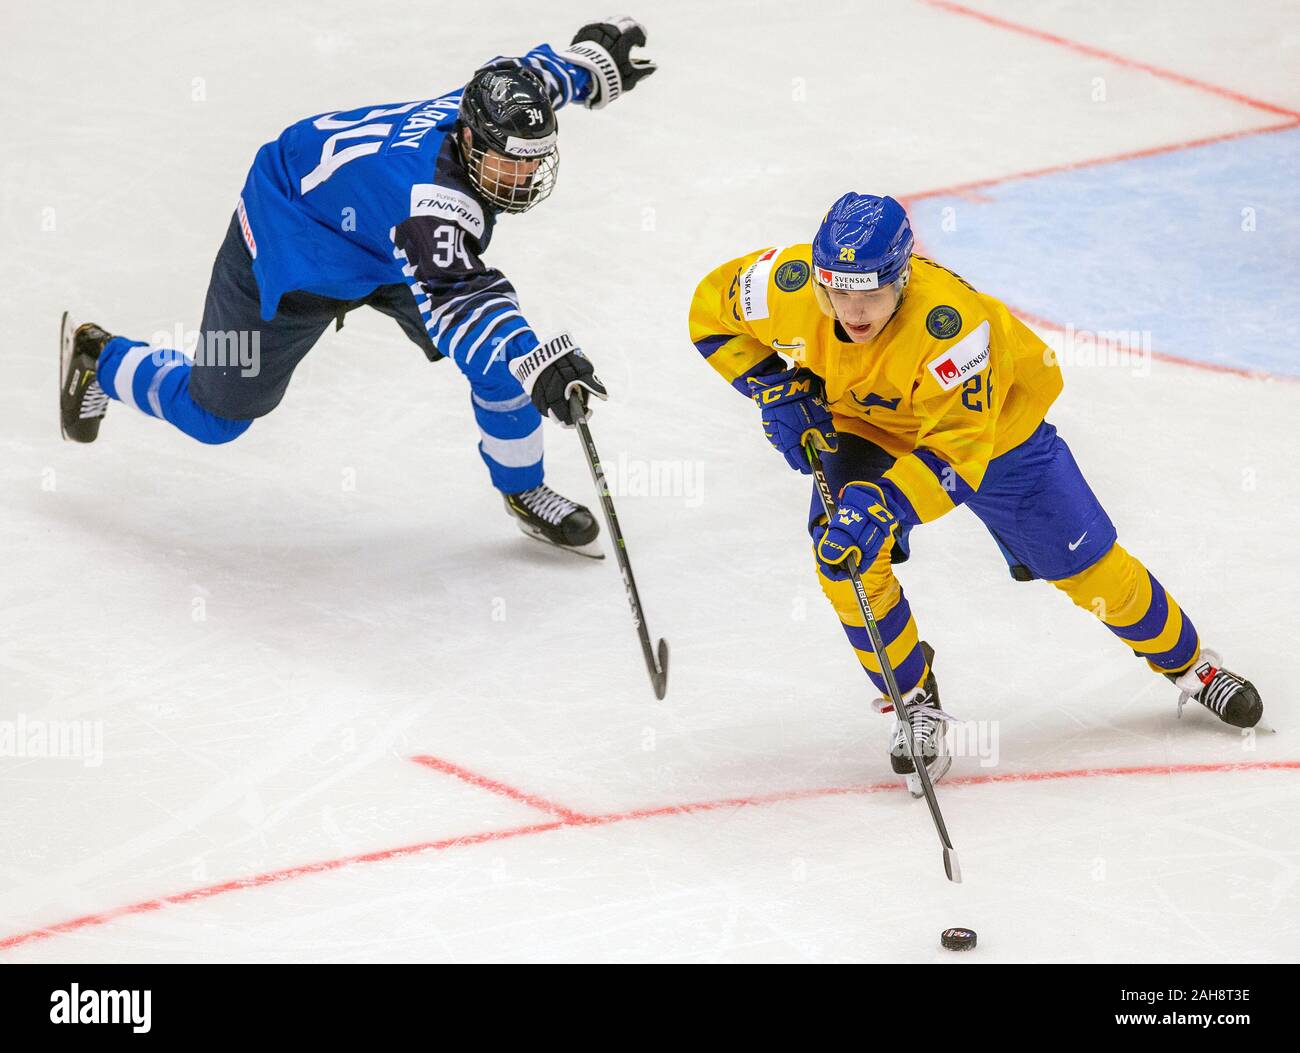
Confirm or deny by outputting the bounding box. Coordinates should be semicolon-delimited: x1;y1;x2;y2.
1;0;1297;962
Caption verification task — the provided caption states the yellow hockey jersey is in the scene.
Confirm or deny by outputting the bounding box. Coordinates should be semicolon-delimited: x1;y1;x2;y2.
688;245;1063;523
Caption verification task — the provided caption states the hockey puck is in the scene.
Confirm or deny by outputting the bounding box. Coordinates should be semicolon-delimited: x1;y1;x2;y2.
940;927;977;951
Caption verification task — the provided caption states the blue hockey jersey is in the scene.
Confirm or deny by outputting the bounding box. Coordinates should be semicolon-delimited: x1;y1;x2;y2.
236;43;591;375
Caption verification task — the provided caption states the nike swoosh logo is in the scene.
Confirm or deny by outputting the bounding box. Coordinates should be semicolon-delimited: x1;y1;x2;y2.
771;339;804;350
1068;531;1088;551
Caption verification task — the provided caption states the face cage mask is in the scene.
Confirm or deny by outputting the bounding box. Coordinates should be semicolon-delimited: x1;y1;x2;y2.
464;143;560;214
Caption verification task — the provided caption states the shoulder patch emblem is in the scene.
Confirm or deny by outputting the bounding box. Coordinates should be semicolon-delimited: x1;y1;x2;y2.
775;260;810;292
926;320;990;391
926;305;962;340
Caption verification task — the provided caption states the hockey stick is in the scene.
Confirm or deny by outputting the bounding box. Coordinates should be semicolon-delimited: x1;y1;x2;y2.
570;391;669;700
806;441;962;883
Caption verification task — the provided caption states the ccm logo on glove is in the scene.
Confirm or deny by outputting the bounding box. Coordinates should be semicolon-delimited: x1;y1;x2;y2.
814;481;900;580
747;367;837;474
758;377;815;402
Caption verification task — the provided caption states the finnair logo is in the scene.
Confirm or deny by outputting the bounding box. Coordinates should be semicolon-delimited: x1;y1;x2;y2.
410;184;485;238
504;132;556;157
50;984;151;1033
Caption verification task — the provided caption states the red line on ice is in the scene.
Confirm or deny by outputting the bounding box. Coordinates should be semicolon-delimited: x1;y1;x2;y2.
0;820;568;952
3;758;1297;953
6;6;1298;958
902;119;1300;204
939;760;1300;787
898;118;1300;385
900;223;1300;385
999;304;1300;385
409;754;591;822
887;13;1300;384
922;0;1300;120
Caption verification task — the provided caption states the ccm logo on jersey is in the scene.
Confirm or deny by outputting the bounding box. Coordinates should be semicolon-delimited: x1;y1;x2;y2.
410;184;485;239
926;320;990;391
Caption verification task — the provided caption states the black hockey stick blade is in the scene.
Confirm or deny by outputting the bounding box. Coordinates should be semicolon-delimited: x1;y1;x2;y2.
652;637;669;700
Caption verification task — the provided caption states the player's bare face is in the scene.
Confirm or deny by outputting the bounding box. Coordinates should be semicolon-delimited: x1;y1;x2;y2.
825;286;901;343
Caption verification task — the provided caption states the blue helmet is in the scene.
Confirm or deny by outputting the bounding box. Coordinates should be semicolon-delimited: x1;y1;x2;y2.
811;193;913;293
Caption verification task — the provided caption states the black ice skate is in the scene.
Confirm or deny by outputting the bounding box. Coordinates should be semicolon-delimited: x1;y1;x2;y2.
875;642;956;797
1171;649;1263;729
504;484;603;559
59;312;112;443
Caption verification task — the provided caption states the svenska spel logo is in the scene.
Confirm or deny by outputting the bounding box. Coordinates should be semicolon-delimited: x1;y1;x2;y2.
933;358;960;384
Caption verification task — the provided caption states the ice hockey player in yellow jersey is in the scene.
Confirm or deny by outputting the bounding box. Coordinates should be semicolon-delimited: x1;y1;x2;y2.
688;192;1262;793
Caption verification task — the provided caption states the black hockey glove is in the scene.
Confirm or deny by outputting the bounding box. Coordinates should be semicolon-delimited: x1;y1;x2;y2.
509;332;609;426
560;16;657;109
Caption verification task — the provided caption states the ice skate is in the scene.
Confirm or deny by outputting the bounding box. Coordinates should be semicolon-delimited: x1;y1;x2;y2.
875;642;956;797
59;313;112;443
1171;649;1263;729
504;484;603;559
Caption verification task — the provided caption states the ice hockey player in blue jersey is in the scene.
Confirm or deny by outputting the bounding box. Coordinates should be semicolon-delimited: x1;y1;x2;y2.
59;17;656;556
